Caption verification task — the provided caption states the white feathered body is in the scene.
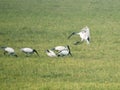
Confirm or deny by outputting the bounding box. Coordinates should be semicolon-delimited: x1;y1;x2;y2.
58;49;69;56
53;46;68;52
4;47;15;54
46;50;57;57
78;26;90;44
21;48;34;54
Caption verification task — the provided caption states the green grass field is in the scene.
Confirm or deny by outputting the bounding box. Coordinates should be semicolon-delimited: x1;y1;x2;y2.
0;0;120;90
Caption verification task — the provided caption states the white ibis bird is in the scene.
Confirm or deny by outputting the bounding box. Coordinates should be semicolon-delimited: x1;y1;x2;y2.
52;45;69;52
46;49;57;57
1;46;18;57
68;26;90;45
57;45;72;57
20;48;39;56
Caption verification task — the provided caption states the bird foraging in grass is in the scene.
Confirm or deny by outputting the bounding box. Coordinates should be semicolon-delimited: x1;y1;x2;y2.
57;45;72;57
1;46;18;57
47;45;72;57
68;26;90;45
20;48;39;56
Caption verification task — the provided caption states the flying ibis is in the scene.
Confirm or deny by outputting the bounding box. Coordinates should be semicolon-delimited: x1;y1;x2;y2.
68;26;90;45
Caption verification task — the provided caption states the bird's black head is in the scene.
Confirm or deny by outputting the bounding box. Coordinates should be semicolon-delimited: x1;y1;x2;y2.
46;50;50;52
67;32;76;39
1;46;6;49
33;49;39;56
74;41;81;45
71;32;76;35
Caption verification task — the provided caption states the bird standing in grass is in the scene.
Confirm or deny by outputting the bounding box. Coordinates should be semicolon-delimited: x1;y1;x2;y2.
1;46;18;57
68;26;90;45
20;48;39;56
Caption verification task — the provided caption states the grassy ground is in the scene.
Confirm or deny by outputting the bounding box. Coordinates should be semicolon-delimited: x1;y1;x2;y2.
0;0;120;90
